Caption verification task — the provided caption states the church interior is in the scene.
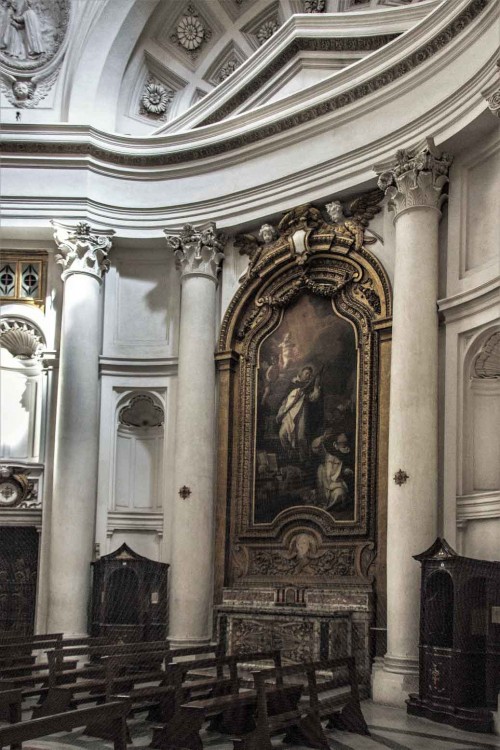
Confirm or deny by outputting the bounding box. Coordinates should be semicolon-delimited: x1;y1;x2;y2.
0;0;499;748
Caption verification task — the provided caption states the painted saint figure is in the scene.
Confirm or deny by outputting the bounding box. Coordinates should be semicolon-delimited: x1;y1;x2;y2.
312;431;354;511
276;365;321;462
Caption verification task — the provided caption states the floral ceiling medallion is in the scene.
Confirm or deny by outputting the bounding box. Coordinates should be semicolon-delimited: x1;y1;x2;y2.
0;0;71;107
257;19;279;46
171;5;212;57
303;0;326;11
140;77;174;120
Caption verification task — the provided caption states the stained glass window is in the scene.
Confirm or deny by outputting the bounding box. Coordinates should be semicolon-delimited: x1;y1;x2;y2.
0;264;16;297
0;254;46;308
21;263;40;298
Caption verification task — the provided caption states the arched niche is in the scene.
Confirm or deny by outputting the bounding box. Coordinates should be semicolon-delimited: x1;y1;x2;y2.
0;313;46;462
112;391;165;513
463;329;500;495
214;203;392;602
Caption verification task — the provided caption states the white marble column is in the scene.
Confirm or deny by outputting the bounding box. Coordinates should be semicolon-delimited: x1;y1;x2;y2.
164;222;225;647
47;221;114;636
372;144;453;706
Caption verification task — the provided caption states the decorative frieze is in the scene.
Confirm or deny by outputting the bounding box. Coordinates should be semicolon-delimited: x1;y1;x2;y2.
51;221;115;282
164;222;225;282
377;142;453;218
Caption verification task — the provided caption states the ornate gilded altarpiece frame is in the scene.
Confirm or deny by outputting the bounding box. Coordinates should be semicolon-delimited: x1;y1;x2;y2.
215;201;392;669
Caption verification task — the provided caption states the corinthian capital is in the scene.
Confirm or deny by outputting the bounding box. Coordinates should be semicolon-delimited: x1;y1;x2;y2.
164;222;225;282
51;221;115;282
377;141;453;219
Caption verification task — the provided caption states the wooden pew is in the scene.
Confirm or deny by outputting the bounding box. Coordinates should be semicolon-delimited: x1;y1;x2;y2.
32;647;172;718
306;657;369;736
0;700;130;750
0;689;22;750
264;656;369;736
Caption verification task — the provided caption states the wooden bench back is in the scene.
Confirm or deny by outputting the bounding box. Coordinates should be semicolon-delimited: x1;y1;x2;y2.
166;654;238;688
232;649;283;685
0;699;130;750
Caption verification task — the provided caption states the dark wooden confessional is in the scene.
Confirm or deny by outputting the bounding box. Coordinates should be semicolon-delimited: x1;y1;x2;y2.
90;543;169;642
407;538;500;733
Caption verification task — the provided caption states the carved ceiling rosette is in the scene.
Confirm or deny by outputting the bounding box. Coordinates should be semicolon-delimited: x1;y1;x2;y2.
0;0;71;108
216;192;391;589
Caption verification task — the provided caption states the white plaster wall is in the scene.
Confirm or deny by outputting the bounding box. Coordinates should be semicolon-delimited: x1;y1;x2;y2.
463;518;500;563
440;124;500;560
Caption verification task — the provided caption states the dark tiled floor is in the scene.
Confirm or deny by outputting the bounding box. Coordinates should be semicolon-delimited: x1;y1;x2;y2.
12;701;500;750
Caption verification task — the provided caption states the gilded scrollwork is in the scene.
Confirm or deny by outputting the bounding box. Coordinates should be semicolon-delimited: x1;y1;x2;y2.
217;195;391;590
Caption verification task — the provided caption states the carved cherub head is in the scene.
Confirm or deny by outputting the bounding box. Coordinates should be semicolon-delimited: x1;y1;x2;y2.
325;200;345;224
258;223;277;245
12;81;32;101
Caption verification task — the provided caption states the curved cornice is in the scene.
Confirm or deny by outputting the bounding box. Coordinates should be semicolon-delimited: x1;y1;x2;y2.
0;0;492;179
155;3;440;134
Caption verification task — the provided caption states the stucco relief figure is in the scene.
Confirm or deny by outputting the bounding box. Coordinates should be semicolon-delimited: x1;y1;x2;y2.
0;0;44;60
254;294;357;523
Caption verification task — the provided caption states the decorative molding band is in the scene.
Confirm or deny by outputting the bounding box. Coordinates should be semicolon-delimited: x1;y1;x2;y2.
107;510;164;533
0;0;488;170
199;34;398;127
457;491;500;521
99;356;179;376
438;276;500;323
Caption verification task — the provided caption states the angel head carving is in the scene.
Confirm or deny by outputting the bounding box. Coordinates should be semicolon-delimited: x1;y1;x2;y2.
325;200;345;224
258;223;277;245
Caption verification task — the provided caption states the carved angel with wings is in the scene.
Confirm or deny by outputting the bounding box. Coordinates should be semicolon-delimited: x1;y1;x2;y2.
325;189;384;251
234;223;278;280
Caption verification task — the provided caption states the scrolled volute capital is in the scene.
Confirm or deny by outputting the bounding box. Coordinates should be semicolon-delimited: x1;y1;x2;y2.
377;142;453;219
164;221;226;282
51;220;115;282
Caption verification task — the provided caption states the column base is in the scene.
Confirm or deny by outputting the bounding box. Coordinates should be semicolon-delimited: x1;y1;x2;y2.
371;655;419;707
168;635;213;650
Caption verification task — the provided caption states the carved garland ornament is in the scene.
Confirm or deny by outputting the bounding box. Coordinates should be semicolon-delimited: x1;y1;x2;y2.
218;192;391;588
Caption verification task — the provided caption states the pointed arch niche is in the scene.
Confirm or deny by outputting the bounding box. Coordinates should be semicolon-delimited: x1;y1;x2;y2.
214;206;392;672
